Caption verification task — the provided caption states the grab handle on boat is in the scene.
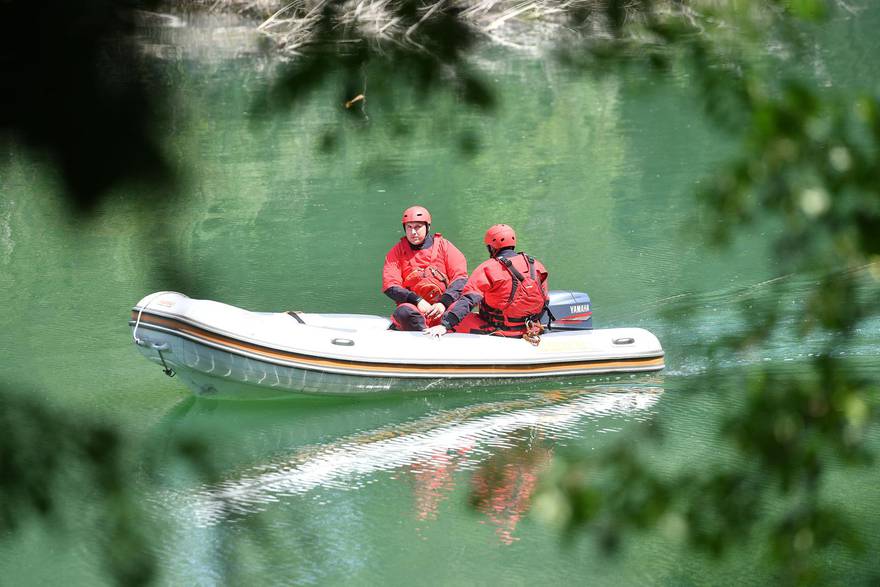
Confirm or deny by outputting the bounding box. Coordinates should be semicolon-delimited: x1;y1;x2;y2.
613;337;635;345
135;337;169;351
332;338;355;346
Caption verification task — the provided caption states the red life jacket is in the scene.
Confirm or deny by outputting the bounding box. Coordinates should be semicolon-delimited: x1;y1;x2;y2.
478;253;548;332
400;234;450;304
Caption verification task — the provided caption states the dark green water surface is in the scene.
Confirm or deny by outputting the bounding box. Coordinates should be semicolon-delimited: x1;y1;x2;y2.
2;7;879;586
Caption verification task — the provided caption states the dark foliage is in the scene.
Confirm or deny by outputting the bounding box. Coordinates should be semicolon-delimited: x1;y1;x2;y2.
1;0;878;585
0;385;216;585
0;0;174;215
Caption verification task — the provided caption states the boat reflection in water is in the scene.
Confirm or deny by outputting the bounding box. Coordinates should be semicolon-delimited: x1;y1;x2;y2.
173;384;663;543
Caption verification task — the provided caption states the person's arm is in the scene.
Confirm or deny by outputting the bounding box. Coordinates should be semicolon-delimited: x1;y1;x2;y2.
441;263;492;329
536;260;549;298
439;292;480;329
425;290;482;337
438;241;469;308
382;243;424;305
383;286;423;305
438;278;466;308
426;265;491;337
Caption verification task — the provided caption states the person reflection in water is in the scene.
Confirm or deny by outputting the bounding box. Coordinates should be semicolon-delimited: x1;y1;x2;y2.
471;436;552;545
411;446;472;528
407;432;550;545
382;205;468;331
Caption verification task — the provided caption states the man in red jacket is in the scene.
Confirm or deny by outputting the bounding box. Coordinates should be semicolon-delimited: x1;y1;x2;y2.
425;224;548;341
382;205;468;331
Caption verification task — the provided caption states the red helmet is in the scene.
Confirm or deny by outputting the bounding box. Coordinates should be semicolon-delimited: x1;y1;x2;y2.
401;205;431;225
484;224;516;248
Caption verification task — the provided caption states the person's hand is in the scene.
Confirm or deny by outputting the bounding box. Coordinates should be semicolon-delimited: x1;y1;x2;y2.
416;299;432;314
425;302;445;320
423;325;448;337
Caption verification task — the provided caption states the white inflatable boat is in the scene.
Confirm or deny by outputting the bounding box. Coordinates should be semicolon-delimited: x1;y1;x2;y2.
129;291;664;398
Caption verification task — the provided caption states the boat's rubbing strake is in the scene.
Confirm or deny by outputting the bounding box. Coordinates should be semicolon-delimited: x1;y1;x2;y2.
129;309;664;379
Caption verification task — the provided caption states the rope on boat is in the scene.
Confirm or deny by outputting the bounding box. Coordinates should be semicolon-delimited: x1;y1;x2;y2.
132;291;177;377
132;291;169;345
523;319;544;346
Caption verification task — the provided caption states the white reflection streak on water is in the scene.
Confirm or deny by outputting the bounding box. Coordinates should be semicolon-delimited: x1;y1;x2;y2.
178;389;661;527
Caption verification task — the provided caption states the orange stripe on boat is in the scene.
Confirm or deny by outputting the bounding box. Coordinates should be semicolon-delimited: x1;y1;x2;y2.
131;311;664;375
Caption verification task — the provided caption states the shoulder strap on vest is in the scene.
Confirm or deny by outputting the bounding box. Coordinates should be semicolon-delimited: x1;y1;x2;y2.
496;255;525;306
496;255;525;282
520;253;536;280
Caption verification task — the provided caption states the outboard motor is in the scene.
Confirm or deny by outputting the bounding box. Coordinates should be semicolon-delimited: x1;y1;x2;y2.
543;290;593;330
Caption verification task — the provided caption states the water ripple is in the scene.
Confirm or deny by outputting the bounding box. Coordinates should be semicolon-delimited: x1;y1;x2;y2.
162;386;663;527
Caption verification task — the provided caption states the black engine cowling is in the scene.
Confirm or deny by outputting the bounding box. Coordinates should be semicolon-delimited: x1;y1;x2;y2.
542;290;593;330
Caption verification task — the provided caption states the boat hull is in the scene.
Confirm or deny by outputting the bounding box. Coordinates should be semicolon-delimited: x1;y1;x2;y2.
130;292;665;398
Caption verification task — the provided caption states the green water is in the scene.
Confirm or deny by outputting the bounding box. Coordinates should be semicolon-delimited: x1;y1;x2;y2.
2;7;880;586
